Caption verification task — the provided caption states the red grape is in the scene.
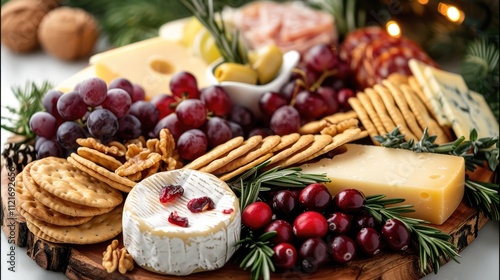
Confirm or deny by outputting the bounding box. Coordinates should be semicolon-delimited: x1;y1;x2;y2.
78;77;108;107
56;121;86;150
153;113;187;140
316;86;340;115
337;88;355;110
258;91;287;118
56;91;87;121
169;71;200;99
200;86;232;117
37;139;64;159
131;83;146;103
102;88;132;118
116;114;142;140
86;108;118;143
176;129;207;161
303;44;338;73
293;90;327;121
203;117;232;148
29;111;57;138
227;121;244;138
108;77;133;95
270;105;300;136
175;99;207;129
129;101;159;135
150;94;179;119
229;104;255;132
42;89;63;117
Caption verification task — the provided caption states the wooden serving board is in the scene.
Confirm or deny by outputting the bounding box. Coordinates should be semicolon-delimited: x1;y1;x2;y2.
1;165;492;280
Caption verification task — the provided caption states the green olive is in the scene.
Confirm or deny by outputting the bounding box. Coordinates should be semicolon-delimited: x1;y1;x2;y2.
214;62;258;85
251;44;283;85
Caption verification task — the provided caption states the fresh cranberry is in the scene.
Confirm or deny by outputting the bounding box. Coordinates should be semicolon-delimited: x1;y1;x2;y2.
264;220;294;244
293;211;328;239
298;238;330;272
356;227;383;256
299;183;332;212
329;235;357;263
381;218;411;251
332;189;365;214
241;201;273;230
352;210;377;233
326;212;352;235
272;190;298;215
272;243;297;270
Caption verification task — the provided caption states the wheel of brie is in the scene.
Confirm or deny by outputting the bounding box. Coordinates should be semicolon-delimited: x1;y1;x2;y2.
122;169;241;275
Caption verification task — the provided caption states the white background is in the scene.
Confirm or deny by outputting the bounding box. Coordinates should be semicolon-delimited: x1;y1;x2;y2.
1;36;499;280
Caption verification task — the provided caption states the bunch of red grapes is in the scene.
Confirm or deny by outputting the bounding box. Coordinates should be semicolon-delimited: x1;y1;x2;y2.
260;43;356;135
29;77;156;159
241;185;411;272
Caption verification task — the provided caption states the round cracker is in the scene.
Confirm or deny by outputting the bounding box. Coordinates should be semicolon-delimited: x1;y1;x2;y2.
67;155;133;193
69;153;136;188
26;221;64;243
199;135;263;173
22;162;115;217
77;147;123;171
27;204;123;245
182;136;244;170
15;174;93;226
30;157;123;208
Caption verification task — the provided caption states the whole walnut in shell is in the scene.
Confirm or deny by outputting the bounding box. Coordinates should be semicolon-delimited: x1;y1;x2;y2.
1;0;50;53
38;7;99;61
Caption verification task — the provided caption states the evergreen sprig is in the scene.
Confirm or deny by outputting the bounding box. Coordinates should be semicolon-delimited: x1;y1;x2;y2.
235;231;277;280
375;127;500;221
1;81;52;140
365;194;460;274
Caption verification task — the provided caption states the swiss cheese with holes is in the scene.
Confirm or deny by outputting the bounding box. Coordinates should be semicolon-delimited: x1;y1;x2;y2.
299;144;465;225
122;169;240;276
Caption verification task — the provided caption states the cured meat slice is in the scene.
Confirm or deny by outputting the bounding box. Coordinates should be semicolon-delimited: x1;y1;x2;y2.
339;26;390;61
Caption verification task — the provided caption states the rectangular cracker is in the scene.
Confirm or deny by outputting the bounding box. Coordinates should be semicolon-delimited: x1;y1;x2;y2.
356;92;386;135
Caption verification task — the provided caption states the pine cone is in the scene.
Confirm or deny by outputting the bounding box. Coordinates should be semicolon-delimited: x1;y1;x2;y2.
2;142;37;174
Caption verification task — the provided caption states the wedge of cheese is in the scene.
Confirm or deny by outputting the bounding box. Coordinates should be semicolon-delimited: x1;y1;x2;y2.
122;169;240;275
89;37;208;98
299;144;465;225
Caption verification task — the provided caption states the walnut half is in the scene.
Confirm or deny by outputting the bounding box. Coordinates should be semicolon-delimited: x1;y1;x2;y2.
102;239;134;274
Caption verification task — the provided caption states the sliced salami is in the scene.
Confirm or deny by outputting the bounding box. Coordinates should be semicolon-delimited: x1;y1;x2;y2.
339;26;390;61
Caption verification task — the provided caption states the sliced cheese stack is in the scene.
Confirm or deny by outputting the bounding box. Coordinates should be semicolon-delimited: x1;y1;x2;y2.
122;169;241;276
299;144;465;225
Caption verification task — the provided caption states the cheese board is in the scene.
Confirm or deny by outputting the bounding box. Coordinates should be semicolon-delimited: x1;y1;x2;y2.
0;158;494;280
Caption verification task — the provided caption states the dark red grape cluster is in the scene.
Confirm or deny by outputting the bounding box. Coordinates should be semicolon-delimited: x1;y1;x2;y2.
30;77;154;159
151;71;255;161
241;185;411;272
258;44;356;136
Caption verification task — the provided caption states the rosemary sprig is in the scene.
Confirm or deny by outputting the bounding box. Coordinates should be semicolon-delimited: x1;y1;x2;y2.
1;81;52;140
235;231;276;280
228;160;330;210
364;194;460;274
375;127;500;221
179;0;248;64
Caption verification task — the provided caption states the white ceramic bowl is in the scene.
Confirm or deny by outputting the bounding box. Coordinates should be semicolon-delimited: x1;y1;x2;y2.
205;50;300;119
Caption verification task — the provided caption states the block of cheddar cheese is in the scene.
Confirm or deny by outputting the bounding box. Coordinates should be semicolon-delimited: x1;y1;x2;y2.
299;144;465;225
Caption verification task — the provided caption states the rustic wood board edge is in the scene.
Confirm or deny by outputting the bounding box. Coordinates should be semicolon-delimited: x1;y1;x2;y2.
0;166;491;280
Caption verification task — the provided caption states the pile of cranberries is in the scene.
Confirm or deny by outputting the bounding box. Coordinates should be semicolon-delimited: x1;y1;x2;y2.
241;184;411;272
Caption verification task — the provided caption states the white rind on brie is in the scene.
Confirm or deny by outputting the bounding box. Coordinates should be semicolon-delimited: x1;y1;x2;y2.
122;169;241;276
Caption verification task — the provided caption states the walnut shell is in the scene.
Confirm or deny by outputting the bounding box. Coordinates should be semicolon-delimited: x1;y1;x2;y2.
1;0;50;53
38;7;99;61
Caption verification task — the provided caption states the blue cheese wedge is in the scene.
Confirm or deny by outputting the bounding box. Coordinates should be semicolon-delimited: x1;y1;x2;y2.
423;66;499;139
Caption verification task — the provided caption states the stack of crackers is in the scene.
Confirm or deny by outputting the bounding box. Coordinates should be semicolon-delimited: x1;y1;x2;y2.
347;73;452;145
15;157;123;244
183;117;366;181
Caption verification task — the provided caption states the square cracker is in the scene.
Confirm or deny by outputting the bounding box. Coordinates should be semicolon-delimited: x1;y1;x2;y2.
30;157;123;208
